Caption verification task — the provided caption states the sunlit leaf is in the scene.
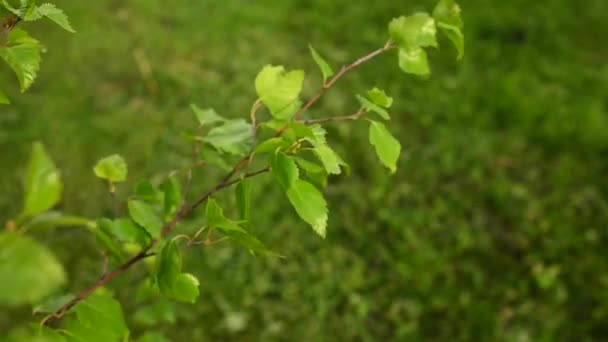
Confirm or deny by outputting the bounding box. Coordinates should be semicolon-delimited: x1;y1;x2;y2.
0;89;9;104
398;46;430;76
155;240;199;303
26;3;75;33
309;45;334;82
254;65;305;119
0;29;43;92
286;180;328;238
389;13;437;49
99;218;150;247
433;0;464;60
93;154;127;183
235;179;251;225
135;180;163;204
369;120;401;173
367;87;393;108
67;293;129;340
0;233;66;306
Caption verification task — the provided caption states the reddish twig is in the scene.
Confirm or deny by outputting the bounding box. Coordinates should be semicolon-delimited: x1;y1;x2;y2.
42;42;393;326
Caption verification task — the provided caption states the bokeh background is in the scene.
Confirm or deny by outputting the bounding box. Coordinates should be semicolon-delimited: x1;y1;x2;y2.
1;0;608;340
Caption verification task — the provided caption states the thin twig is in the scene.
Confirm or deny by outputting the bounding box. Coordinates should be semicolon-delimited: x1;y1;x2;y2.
42;42;393;326
300;108;367;125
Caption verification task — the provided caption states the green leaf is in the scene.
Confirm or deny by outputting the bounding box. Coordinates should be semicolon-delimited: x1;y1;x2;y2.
73;293;129;339
433;0;464;59
309;45;334;82
26;3;75;33
135;180;163;203
0;29;43;92
286;180;328;238
99;218;150;247
64;315;116;342
205;199;244;232
155;240;199;303
286;121;316;143
21;142;62;218
313;144;346;175
162;176;182;221
254;65;305;119
433;0;463;28
201;119;254;155
190;104;225;126
134;300;176;326
6;324;67;342
0;89;9;104
222;229;277;257
294;157;328;188
0;233;66;306
22;211;94;231
367;87;393;108
235;179;251;225
356;94;390;120
128;200;164;237
270;152;299;190
398;46;430;76
254;137;290;155
388;13;437;49
93;154;127;183
137;332;171;342
369;120;401;173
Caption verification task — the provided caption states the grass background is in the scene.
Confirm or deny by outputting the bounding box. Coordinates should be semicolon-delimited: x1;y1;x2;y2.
1;0;608;340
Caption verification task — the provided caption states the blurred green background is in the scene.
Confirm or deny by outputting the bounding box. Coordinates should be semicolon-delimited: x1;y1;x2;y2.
2;0;608;340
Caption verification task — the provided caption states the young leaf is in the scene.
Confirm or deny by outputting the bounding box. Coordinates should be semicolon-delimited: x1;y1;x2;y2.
128;200;164;237
0;89;9;104
64;315;116;342
356;94;390;120
0;29;43;92
433;0;464;60
367;87;393;108
21;142;62;218
93;154;127;183
221;229;277;257
73;293;129;340
270;152;299;190
190;104;225;126
254;65;305;119
309;45;334;82
286;180;328;238
27;3;75;33
235;179;251;225
0;233;66;306
155;240;199;303
162;176;182;221
398;47;430;76
22;211;94;231
313;144;345;175
199;147;232;171
388;13;438;49
201;119;254;155
368;120;401;173
33;293;75;315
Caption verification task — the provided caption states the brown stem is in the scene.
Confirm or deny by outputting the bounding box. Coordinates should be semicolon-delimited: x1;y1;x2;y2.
42;42;392;326
1;14;20;41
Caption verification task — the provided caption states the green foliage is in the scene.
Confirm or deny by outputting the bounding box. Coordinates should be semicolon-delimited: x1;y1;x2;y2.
432;0;464;59
0;233;66;306
1;0;477;339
